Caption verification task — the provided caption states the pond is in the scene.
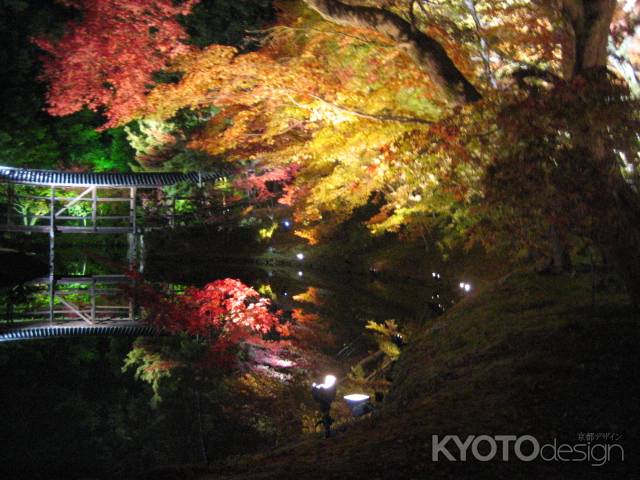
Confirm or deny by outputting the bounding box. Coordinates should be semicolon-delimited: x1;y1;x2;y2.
0;239;458;479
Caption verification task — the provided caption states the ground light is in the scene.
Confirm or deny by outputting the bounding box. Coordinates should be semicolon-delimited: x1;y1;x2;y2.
343;394;373;417
391;333;405;348
311;374;337;438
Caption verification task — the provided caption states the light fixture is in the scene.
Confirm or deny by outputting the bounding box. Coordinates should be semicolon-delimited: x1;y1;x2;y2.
298;271;303;277
312;375;337;438
296;252;304;260
459;282;472;292
282;219;291;228
344;394;373;417
432;272;441;279
391;333;405;348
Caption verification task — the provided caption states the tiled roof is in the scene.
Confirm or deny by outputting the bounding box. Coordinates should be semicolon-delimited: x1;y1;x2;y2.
0;166;228;187
0;325;160;342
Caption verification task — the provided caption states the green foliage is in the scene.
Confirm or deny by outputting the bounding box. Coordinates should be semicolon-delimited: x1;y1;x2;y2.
366;319;404;360
179;0;274;49
0;109;135;171
122;344;176;407
125;108;220;170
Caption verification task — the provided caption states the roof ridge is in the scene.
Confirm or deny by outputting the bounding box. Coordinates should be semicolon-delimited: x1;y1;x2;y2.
0;166;229;187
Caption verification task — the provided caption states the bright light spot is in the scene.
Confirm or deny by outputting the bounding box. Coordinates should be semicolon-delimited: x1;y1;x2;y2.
459;282;465;289
459;282;472;292
344;394;370;402
323;375;336;388
432;272;441;279
298;271;304;277
283;220;291;228
296;253;305;260
314;374;337;389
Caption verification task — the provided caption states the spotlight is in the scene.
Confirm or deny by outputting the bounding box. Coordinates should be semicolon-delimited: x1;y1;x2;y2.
391;333;405;348
312;375;337;438
344;394;373;416
343;394;373;417
312;375;337;404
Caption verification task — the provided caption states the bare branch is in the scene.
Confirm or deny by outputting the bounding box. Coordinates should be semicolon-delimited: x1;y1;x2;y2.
286;90;436;125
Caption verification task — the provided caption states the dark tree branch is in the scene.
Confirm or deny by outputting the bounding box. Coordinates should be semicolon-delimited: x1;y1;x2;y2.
512;66;563;90
287;91;437;125
303;0;481;104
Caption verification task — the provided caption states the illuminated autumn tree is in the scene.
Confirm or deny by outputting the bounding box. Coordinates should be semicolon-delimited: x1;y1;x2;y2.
260;0;637;307
36;0;640;307
35;0;198;128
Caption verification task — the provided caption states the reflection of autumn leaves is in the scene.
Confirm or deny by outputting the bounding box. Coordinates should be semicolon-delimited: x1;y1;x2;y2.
290;307;337;354
133;278;290;368
291;308;319;323
292;287;323;306
289;290;336;352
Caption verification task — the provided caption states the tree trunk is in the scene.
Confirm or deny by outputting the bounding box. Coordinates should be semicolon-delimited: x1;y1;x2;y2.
548;224;573;274
303;0;480;104
564;0;640;309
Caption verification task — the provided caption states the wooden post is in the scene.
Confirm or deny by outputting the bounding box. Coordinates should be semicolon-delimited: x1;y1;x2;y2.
130;187;137;234
90;277;96;323
170;194;176;228
49;186;55;325
92;186;97;232
128;187;137;266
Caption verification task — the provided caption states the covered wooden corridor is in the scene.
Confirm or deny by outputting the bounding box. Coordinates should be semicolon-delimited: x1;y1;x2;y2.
0;166;227;235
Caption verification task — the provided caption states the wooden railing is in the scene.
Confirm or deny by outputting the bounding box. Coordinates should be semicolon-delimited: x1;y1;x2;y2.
2;275;135;326
0;183;244;234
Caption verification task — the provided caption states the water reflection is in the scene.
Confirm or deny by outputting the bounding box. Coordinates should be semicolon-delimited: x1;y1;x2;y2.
2;274;135;327
0;243;458;478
